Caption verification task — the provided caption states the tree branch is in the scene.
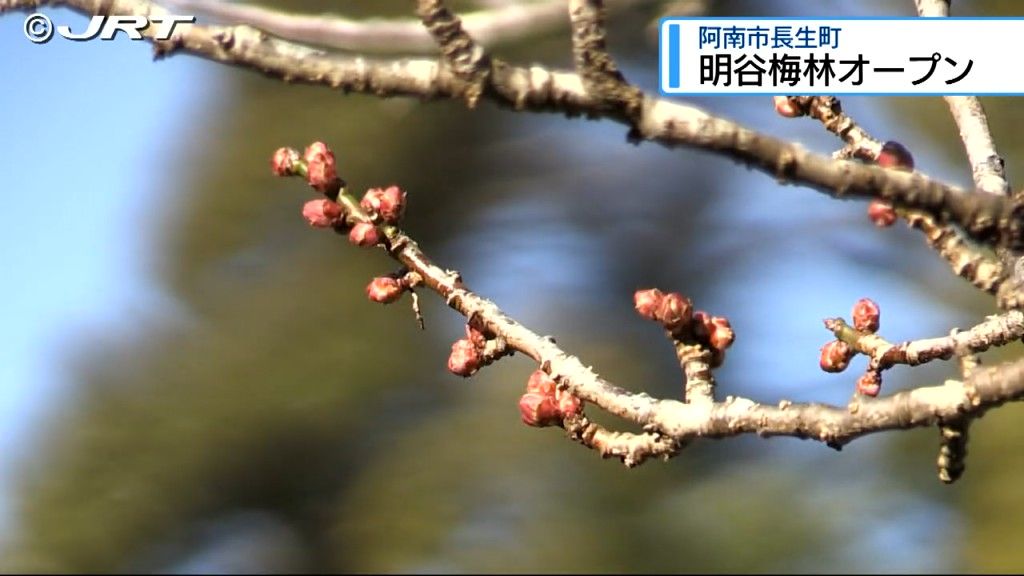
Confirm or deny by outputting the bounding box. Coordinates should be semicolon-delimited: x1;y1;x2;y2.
568;0;642;117
276;144;1024;466
915;0;1010;197
775;96;1008;302
158;0;656;55
9;0;1024;471
4;0;1021;250
415;0;492;107
826;310;1024;371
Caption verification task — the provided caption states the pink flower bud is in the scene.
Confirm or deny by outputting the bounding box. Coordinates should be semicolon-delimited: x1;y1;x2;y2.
518;392;562;427
366;276;405;304
857;371;882;397
708;316;734;351
304;142;338;192
526;369;557;396
303;141;331;164
819;340;854;373
867;201;897;228
271;147;299;176
773;96;802;118
302;199;343;228
377;186;407;224
876;141;915;171
348;222;381;247
360;187;384;213
851;298;880;333
656;292;693;331
447;338;481;377
361;186;408;224
634;288;664;320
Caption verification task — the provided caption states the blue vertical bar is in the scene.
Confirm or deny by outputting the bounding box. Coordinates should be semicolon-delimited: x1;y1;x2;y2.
668;22;680;89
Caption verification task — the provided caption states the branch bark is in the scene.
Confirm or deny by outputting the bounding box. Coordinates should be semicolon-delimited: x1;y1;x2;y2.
159;0;656;54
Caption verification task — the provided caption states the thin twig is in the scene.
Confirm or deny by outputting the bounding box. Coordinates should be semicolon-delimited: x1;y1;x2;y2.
568;0;642;117
779;95;1006;298
825;310;1024;371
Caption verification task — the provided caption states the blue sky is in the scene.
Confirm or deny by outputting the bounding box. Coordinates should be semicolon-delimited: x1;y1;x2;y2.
0;6;213;538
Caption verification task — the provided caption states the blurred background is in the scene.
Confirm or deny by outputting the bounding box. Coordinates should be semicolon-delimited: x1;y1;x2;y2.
1;0;1023;572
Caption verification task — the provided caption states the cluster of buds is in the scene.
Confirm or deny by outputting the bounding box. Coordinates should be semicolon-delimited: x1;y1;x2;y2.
518;370;583;427
304;142;340;193
634;289;692;332
361;186;407;225
277;143;413;250
271;141;342;194
302;199;344;229
867;141;915;228
366;273;417;305
819;340;853;373
447;324;514;378
301;201;383;247
819;298;884;397
447;325;488;377
634;289;734;365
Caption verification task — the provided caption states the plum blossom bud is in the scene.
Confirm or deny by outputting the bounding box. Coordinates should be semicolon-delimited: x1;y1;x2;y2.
361;186;408;224
304;142;337;192
867;201;897;228
773;96;802;118
303;141;331;164
302;199;343;228
366;276;405;304
271;147;300;176
526;369;557;396
656;292;693;331
518;392;562;427
378;186;407;224
876;141;915;171
348;222;381;247
360;187;383;212
447;338;480;377
851;298;881;333
857;371;882;397
634;288;664;320
707;316;734;350
819;340;854;373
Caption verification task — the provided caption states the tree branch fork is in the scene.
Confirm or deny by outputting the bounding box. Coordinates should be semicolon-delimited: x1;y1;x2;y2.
6;0;1024;479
